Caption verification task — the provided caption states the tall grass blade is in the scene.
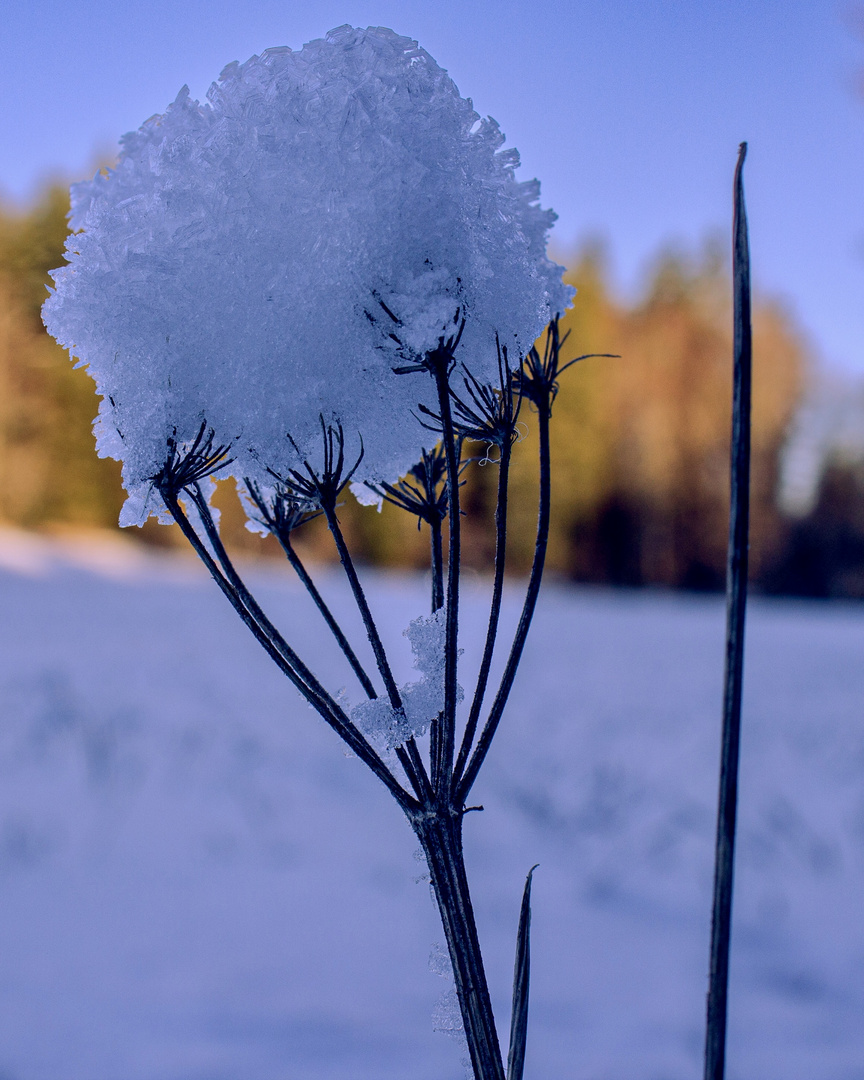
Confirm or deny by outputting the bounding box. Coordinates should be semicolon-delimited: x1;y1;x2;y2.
507;865;538;1080
703;141;753;1080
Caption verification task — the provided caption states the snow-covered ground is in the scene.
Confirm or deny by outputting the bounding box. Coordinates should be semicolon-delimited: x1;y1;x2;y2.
1;529;863;1080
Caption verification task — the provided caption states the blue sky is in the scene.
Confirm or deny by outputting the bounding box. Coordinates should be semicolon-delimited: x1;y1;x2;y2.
4;0;863;373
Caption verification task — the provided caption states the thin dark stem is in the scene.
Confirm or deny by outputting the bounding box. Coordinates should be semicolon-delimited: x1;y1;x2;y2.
453;438;511;788
399;740;436;806
190;488;427;806
323;504;401;707
431;514;444;613
278;532;377;699
433;359;462;797
162;490;416;812
322;503;433;804
457;399;551;804
704;141;752;1080
188;486;341;716
428;512;445;792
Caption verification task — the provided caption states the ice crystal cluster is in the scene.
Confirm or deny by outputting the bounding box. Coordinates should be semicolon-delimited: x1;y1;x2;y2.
43;24;572;525
351;609;462;751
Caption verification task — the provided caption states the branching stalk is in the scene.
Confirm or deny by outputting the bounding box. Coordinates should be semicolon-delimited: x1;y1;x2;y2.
150;313;591;1080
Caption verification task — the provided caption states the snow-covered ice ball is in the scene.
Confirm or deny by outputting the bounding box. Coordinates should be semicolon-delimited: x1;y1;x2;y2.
43;24;573;526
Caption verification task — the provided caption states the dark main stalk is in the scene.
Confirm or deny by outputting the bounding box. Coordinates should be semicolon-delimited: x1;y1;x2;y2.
414;809;506;1080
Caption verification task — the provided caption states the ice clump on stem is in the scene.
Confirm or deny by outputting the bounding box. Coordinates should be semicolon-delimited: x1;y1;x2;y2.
351;608;461;751
430;951;471;1077
43;24;572;526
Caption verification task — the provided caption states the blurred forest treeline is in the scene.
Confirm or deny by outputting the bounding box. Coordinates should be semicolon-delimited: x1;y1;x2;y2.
2;184;864;598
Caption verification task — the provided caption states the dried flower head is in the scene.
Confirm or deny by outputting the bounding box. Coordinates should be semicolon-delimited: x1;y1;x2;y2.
43;24;572;526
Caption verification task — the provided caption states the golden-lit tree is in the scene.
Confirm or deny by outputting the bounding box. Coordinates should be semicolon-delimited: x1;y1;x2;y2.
0;187;124;529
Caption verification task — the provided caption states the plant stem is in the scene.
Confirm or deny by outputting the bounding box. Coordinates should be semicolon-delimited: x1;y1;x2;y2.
163;490;416;811
457;397;552;803
433;358;462;795
704;141;752;1080
188;487;344;714
278;532;377;698
429;506;445;793
323;503;433;802
323;505;401;706
431;513;444;613
453;438;511;787
412;808;505;1080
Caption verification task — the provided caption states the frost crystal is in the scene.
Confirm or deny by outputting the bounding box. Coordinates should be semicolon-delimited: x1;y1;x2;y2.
429;940;452;979
43;24;572;526
400;608;461;731
351;608;461;751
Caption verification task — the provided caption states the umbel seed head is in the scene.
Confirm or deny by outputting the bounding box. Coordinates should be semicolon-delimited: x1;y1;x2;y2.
43;24;572;528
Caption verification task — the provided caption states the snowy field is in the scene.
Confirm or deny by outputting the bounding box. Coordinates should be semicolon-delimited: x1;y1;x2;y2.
1;528;863;1080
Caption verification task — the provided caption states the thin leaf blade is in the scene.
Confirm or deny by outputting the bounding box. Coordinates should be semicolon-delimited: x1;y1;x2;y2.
507;865;538;1080
703;140;753;1080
